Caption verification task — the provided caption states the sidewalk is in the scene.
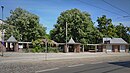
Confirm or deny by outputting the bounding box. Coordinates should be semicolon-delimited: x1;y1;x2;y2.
0;52;130;63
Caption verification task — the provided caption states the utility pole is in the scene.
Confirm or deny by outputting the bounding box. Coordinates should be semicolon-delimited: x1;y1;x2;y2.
1;6;4;56
105;20;110;54
65;22;68;53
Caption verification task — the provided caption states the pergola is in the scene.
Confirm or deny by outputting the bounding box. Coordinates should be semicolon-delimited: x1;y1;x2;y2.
81;44;103;52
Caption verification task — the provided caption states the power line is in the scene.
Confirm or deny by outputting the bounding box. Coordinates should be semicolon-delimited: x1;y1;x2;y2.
123;16;130;18
102;0;130;16
78;0;123;16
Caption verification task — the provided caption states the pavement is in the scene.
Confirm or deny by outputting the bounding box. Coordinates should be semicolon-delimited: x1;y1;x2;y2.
0;52;130;73
0;52;130;63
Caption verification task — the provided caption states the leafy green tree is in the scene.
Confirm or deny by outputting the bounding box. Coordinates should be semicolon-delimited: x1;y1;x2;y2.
97;15;118;38
0;22;20;41
6;8;46;41
116;23;130;43
126;27;130;43
50;8;101;44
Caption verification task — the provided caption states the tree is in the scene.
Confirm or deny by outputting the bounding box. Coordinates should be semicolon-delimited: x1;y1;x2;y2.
116;23;130;43
2;24;20;41
6;8;46;41
97;15;118;38
126;27;130;43
50;8;101;44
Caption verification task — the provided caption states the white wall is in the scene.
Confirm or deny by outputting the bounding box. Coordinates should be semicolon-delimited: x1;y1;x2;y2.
103;38;111;43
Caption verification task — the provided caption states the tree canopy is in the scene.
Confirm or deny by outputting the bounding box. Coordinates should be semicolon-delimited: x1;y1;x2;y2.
116;23;130;43
50;8;102;44
97;15;130;43
97;15;118;38
2;8;130;44
5;8;46;41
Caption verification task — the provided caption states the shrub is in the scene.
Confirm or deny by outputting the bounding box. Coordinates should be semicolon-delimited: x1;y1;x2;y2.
31;46;44;53
31;49;36;53
47;47;59;53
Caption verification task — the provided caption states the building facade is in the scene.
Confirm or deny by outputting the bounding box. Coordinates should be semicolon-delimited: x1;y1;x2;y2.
99;38;129;53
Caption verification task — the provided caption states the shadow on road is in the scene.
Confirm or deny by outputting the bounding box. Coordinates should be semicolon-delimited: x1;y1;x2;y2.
73;65;111;73
74;61;130;73
109;61;130;68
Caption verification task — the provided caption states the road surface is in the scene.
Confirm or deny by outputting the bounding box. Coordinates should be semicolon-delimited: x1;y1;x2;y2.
0;52;130;73
36;61;130;73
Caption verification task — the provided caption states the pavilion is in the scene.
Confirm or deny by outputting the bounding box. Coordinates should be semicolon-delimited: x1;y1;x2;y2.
58;38;81;53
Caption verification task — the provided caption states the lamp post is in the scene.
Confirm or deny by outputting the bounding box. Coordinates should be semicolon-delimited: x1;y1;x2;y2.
1;6;4;56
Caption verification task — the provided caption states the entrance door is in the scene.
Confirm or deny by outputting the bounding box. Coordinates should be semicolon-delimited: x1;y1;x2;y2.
68;45;74;52
112;45;120;52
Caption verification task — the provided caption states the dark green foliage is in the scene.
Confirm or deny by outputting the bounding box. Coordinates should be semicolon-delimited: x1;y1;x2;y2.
5;8;46;41
32;39;44;53
97;15;130;44
97;15;118;38
31;46;44;53
47;47;59;53
50;8;102;44
116;23;130;43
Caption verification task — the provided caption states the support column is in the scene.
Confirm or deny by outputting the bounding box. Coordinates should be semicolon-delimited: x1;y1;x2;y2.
76;44;80;53
82;45;84;52
14;43;19;52
64;45;68;53
26;43;29;49
126;45;129;53
6;42;7;48
95;45;97;52
103;45;106;52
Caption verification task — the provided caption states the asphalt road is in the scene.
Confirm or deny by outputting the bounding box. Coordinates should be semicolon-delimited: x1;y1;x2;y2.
36;61;130;73
0;53;130;73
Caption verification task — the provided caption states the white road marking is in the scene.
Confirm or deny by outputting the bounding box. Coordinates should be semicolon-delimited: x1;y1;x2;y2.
35;67;59;73
68;64;84;67
108;61;114;62
90;62;103;64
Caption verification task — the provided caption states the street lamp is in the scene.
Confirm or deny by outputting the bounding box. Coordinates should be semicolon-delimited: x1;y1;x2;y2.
1;6;4;56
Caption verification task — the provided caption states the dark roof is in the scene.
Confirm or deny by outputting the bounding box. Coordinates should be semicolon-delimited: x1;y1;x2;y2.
7;35;17;42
